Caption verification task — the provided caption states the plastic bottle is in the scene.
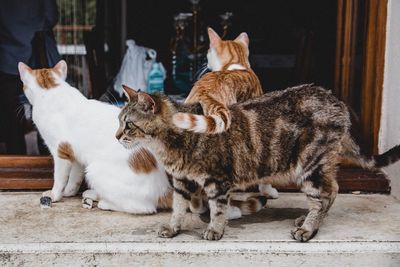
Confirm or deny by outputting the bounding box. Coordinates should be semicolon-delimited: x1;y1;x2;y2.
147;62;165;94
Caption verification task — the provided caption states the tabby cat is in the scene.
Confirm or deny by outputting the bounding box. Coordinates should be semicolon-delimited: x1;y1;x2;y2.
117;85;400;241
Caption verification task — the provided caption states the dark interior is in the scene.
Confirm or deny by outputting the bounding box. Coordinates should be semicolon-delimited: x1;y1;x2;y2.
97;0;337;95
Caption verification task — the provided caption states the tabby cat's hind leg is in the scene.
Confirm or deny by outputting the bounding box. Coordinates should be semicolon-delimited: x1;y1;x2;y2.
291;164;339;242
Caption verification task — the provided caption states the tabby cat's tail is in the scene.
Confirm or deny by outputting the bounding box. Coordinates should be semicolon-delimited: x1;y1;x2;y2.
172;110;231;134
339;134;400;169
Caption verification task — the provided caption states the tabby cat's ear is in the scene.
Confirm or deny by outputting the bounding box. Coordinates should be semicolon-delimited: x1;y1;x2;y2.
53;60;68;80
208;27;221;48
122;85;157;113
137;92;158;114
122;84;139;102
18;62;32;82
234;32;249;47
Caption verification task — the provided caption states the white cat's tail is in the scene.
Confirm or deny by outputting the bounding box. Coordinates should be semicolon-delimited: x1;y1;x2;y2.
230;195;268;216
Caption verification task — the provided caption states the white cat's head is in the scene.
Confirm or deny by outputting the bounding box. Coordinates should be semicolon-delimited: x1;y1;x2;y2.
18;60;68;105
206;27;250;71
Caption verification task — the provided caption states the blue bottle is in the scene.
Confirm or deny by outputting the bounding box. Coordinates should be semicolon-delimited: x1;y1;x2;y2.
147;62;165;94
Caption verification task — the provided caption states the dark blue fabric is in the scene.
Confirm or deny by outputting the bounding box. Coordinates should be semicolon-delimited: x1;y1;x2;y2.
0;0;61;74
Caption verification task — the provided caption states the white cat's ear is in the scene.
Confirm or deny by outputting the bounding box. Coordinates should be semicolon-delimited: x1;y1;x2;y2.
53;60;68;80
18;62;32;82
138;92;158;114
234;32;249;47
208;27;221;48
122;84;139;102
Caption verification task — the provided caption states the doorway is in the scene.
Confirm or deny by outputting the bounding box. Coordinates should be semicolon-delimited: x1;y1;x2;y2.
0;0;389;193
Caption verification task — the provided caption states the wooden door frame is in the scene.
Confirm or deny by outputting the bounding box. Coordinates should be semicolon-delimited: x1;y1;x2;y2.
0;156;53;189
335;0;388;155
0;0;390;193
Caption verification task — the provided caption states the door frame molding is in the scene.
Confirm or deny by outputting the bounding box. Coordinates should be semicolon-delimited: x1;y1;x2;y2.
335;0;388;155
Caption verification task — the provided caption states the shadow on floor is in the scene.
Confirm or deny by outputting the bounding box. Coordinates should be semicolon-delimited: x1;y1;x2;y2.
198;207;307;228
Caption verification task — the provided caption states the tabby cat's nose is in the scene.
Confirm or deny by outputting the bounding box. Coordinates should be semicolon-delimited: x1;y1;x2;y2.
115;130;123;140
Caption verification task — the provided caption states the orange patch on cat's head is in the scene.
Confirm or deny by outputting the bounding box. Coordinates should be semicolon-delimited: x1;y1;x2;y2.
31;69;59;90
19;60;68;90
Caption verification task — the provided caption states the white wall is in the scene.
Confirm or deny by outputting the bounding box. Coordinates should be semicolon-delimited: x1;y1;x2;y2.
379;0;400;198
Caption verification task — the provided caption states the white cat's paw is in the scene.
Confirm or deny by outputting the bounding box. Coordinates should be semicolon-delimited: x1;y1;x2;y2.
82;198;94;209
82;189;99;201
227;206;242;220
63;187;79;197
40;190;61;208
40;195;52;208
259;184;279;199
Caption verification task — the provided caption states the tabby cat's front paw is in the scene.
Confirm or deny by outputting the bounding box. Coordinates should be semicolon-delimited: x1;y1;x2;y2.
158;224;179;238
294;215;306;227
203;227;224;241
291;226;318;242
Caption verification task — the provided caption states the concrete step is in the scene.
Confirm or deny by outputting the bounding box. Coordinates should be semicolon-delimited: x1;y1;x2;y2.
1;192;399;266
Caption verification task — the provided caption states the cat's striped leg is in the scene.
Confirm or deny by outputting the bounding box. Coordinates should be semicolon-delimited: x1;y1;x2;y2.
291;163;339;242
42;157;72;205
158;178;191;238
202;179;230;240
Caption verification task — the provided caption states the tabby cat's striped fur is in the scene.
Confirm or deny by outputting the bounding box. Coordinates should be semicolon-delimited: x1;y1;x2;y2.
118;84;400;242
173;27;263;134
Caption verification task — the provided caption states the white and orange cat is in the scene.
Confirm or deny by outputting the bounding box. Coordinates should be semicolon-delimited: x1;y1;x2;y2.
173;27;263;134
18;60;171;213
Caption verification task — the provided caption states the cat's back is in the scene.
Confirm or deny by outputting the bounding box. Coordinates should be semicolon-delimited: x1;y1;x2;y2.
234;84;350;128
78;99;122;138
185;69;261;104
